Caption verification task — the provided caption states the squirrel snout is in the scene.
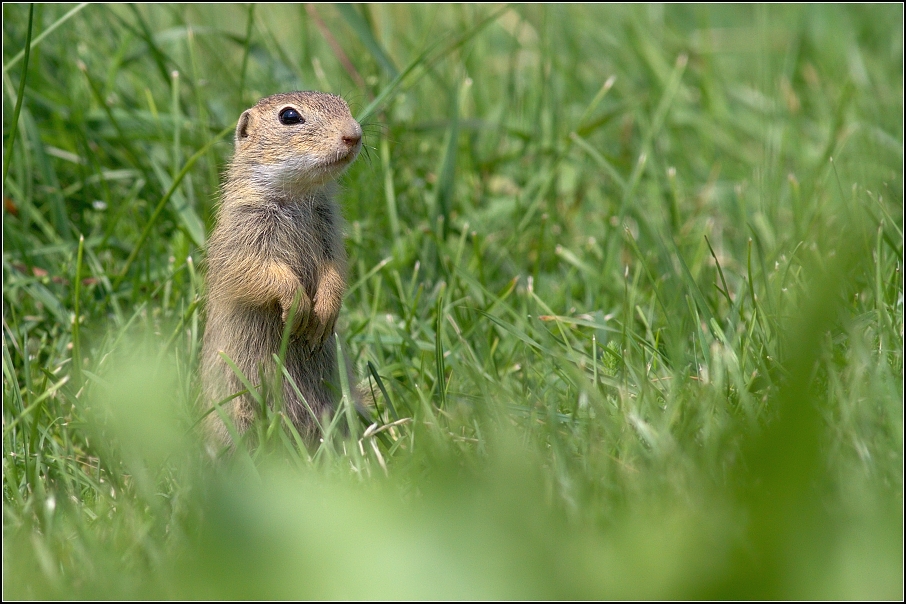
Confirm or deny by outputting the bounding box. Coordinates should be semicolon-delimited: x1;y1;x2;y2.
341;123;363;148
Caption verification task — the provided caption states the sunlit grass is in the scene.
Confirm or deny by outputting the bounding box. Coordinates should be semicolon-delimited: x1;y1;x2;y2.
3;3;902;599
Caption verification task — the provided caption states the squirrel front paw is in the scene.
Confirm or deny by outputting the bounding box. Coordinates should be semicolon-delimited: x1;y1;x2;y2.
306;298;339;348
280;290;312;338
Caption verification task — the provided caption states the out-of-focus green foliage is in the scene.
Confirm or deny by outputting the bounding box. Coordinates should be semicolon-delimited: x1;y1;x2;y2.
3;4;902;599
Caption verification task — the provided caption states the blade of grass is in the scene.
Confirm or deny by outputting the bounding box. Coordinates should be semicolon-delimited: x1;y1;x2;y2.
281;365;325;435
380;137;401;244
2;3;34;187
219;351;263;407
705;235;732;306
335;335;360;441
367;361;399;421
71;234;85;387
434;284;447;409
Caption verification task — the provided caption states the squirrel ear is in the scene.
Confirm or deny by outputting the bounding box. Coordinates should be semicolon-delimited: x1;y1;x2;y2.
236;110;251;141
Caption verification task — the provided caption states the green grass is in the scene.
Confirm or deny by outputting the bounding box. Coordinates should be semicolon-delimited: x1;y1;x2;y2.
3;3;903;599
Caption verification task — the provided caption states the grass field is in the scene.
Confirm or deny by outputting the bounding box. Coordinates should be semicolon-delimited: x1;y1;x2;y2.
3;3;903;599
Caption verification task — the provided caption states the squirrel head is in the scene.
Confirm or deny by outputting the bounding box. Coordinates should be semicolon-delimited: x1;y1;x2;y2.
233;91;363;195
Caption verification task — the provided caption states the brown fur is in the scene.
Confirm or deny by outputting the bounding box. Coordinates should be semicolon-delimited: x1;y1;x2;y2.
201;92;363;446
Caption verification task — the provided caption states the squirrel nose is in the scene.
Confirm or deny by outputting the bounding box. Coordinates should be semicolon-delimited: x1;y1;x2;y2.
342;123;363;148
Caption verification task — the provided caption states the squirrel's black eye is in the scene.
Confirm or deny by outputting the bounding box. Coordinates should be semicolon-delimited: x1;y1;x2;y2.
279;107;304;125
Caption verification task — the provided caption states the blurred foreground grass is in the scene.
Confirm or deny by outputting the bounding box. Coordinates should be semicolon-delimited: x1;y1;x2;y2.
3;4;903;599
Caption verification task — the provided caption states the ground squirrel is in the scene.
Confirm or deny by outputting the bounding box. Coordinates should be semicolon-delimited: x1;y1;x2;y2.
200;91;363;446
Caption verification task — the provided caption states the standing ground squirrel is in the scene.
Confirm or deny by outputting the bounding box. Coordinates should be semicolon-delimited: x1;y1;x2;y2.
201;91;363;446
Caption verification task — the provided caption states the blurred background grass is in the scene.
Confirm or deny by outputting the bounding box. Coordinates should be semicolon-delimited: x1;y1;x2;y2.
3;3;903;599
